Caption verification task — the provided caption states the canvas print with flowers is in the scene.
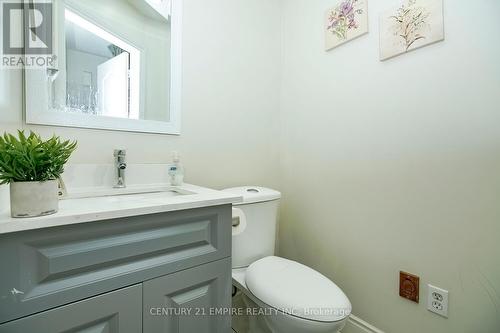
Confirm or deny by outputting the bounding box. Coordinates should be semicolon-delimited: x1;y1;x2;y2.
379;0;444;61
325;0;369;51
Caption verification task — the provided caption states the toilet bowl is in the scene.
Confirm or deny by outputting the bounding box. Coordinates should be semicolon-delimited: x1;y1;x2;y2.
223;187;351;333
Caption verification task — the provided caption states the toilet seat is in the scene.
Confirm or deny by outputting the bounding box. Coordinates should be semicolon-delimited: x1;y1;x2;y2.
245;256;351;323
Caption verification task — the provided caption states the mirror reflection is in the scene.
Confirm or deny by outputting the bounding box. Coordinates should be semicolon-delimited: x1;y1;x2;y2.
52;0;171;122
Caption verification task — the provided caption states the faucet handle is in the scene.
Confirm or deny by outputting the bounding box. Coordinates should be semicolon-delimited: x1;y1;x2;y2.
113;149;127;189
114;149;126;157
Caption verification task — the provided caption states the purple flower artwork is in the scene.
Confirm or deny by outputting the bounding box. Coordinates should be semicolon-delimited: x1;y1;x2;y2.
325;0;368;51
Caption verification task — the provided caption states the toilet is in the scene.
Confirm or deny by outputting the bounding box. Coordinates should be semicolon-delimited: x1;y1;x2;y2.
223;187;352;333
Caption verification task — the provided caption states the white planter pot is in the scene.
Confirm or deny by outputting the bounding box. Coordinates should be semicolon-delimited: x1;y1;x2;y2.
10;180;59;218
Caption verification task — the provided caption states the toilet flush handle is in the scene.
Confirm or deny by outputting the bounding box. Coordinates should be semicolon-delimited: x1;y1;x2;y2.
231;207;247;236
232;216;240;227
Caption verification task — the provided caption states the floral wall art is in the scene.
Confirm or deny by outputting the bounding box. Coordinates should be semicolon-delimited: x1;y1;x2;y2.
379;0;444;61
325;0;369;51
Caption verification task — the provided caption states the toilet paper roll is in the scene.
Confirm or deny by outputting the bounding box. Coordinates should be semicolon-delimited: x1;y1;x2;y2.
232;207;247;236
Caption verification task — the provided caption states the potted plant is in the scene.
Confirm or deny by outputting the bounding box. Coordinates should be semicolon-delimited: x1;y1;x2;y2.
0;131;77;218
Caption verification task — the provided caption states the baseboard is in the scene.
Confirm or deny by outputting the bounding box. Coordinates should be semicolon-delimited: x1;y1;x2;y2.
342;314;385;333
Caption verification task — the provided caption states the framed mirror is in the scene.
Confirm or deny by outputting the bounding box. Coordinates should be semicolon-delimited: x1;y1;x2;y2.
25;0;182;134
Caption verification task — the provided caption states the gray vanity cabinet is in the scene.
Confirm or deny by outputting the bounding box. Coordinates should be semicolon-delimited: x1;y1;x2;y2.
0;285;142;333
143;258;232;333
0;205;232;333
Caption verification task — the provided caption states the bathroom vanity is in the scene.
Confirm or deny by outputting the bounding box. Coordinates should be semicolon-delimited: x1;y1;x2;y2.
0;184;241;333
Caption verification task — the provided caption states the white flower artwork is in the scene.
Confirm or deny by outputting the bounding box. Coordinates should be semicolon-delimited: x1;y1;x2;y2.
379;0;444;61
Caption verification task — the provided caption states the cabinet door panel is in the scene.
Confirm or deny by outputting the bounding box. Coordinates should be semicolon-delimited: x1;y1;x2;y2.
0;285;141;333
0;205;231;323
144;258;231;333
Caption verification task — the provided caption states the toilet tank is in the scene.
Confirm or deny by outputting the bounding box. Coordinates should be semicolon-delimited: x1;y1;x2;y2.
223;187;281;269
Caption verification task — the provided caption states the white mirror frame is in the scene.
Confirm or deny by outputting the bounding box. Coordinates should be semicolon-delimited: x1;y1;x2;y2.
25;0;182;135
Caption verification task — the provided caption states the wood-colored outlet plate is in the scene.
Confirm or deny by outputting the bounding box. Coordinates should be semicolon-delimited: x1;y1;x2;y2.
399;271;419;303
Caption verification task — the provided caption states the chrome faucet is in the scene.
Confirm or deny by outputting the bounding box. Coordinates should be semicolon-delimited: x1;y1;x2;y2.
113;149;127;188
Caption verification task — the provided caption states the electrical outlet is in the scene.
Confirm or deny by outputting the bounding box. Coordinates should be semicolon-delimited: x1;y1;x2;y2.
427;284;448;318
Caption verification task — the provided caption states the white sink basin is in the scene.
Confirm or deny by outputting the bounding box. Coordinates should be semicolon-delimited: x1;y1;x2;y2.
64;186;195;200
95;190;193;204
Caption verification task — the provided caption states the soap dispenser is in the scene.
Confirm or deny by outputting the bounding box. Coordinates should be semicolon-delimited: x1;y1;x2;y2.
168;151;184;186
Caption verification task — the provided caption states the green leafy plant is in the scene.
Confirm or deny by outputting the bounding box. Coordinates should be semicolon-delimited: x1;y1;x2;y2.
0;131;77;185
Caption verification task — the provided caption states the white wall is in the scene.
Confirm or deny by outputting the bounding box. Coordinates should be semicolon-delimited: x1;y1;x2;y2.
278;0;500;332
0;0;282;190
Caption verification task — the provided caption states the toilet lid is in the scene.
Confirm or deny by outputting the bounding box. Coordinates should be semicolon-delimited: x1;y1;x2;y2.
245;256;351;322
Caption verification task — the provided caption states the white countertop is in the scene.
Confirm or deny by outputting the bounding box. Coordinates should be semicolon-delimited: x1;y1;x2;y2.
0;184;242;235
